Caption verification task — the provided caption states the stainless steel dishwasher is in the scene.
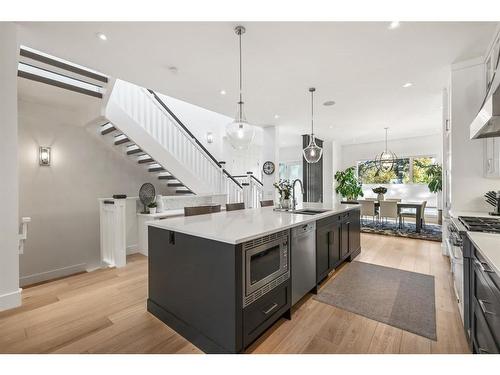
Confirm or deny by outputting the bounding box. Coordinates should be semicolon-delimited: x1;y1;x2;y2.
291;222;316;306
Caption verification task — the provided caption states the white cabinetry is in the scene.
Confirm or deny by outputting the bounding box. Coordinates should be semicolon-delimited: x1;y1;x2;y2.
484;137;500;178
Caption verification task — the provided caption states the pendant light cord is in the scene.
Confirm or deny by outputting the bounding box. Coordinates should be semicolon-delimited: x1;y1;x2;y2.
384;127;388;152
238;30;243;106
311;89;314;135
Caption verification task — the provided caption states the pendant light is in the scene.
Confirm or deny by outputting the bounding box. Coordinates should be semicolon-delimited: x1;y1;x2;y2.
226;25;255;150
303;87;323;163
375;127;398;172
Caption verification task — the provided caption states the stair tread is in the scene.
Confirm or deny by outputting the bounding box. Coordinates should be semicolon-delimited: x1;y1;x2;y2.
138;158;154;164
100;124;116;135
158;175;175;180
168;183;184;187
127;148;142;155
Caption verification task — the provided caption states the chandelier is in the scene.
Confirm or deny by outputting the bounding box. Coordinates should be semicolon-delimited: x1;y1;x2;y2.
375;127;398;173
302;87;323;163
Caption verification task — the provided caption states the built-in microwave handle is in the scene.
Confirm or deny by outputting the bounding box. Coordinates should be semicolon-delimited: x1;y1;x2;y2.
262;303;278;315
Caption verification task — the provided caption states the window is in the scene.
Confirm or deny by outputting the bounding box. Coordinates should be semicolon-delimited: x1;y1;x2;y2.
357;155;435;185
279;161;302;181
412;156;436;184
358;158;410;184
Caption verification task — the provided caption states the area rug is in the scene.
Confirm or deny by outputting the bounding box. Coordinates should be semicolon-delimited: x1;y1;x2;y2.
314;261;437;340
361;220;442;242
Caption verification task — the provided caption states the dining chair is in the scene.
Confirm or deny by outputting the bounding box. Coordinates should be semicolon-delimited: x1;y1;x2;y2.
260;200;274;207
358;200;378;223
184;204;221;217
379;200;399;226
226;202;245;211
385;198;402;202
400;201;427;228
364;198;377;201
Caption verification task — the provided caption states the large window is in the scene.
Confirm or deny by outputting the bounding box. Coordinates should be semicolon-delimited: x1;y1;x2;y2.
357;156;436;184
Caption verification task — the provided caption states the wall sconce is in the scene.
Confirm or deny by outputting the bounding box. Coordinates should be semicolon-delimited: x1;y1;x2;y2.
206;132;214;144
39;146;51;166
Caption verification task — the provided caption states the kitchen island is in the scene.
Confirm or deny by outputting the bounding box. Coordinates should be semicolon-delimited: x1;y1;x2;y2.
146;203;361;353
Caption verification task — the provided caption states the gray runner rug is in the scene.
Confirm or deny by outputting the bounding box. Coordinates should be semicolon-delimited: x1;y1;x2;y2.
314;261;437;340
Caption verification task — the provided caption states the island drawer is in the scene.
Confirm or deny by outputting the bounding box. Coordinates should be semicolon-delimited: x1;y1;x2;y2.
243;280;290;347
473;249;500;293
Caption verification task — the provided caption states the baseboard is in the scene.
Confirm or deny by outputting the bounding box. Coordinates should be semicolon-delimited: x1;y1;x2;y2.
20;263;87;287
126;244;139;255
0;288;22;311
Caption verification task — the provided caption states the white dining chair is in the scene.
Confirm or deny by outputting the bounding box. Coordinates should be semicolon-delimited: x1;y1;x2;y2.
385;198;401;202
379;200;399;226
358;200;378;223
400;201;427;228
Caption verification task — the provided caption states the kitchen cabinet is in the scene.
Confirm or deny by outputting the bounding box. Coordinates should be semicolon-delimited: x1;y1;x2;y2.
464;236;500;353
316;208;361;285
484;137;500;178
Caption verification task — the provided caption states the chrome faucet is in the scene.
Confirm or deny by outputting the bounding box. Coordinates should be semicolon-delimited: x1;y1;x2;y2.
292;179;305;211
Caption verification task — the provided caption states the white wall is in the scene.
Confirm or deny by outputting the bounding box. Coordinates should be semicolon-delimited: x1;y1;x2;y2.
157;93;264;178
0;23;21;311
449;57;500;212
340;134;443;207
18;97;169;286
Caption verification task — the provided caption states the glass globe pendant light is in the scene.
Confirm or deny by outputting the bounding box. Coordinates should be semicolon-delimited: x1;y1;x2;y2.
375;127;398;172
226;25;255;150
303;87;323;163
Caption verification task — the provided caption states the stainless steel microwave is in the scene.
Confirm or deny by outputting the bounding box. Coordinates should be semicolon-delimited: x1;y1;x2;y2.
242;230;289;307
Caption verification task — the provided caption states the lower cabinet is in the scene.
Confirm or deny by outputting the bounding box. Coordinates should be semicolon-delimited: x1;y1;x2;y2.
466;237;500;354
316;208;361;284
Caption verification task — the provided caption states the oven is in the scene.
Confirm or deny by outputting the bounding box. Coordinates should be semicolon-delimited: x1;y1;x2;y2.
447;220;464;322
242;230;289;307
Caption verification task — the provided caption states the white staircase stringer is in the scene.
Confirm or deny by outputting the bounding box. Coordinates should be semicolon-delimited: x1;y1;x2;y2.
104;99;215;195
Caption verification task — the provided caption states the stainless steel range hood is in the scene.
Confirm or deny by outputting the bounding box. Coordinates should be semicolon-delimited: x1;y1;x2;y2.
470;74;500;139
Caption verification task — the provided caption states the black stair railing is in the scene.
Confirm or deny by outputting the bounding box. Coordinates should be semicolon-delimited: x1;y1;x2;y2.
147;89;242;190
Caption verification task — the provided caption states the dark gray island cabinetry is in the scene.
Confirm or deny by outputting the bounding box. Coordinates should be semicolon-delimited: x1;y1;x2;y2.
148;226;291;353
146;204;360;353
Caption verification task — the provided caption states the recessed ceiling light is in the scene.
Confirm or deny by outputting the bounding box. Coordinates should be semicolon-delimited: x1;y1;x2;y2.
274;114;280;119
402;82;413;88
168;66;178;75
388;21;400;30
96;32;107;41
323;100;336;106
329;125;333;129
220;90;226;95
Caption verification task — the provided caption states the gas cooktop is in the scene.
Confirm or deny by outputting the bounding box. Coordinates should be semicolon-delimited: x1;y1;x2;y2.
458;216;500;234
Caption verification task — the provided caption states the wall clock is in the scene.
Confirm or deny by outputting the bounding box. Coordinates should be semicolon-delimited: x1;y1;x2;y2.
263;161;275;175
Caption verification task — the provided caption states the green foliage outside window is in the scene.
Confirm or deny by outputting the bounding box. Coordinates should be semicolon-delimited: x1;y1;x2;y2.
358;158;410;184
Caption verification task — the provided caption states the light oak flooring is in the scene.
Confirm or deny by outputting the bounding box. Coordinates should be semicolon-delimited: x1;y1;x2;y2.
0;233;470;354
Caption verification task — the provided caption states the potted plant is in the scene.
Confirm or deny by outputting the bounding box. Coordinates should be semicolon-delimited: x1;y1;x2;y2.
414;160;443;223
148;201;157;215
334;167;364;202
372;186;388;201
273;179;293;209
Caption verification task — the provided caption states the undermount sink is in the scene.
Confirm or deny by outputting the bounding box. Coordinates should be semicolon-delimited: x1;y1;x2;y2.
289;209;330;215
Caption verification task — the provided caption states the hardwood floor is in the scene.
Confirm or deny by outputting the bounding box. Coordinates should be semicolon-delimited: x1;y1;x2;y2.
0;233;470;354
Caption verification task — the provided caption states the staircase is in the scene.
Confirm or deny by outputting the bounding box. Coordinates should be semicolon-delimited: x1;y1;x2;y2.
100;79;244;201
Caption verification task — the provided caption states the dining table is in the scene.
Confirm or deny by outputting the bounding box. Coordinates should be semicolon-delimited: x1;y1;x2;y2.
357;200;425;233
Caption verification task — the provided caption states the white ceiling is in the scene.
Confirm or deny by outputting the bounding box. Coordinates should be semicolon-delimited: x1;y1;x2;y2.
17;22;498;146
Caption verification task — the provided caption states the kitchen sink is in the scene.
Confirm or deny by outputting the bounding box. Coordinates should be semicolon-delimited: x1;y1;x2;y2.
289;209;330;215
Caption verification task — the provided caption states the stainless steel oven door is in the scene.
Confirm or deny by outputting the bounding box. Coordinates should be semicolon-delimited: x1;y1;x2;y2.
245;237;288;296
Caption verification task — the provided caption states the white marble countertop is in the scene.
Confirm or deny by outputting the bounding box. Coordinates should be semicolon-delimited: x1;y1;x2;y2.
147;202;360;244
467;232;500;276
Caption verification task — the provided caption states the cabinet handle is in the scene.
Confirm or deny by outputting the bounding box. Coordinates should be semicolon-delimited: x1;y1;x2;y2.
478;347;491;354
474;259;495;274
478;299;496;316
262;303;278;315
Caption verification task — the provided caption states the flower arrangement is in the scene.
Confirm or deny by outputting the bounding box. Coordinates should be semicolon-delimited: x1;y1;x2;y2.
372;186;387;194
273;179;293;199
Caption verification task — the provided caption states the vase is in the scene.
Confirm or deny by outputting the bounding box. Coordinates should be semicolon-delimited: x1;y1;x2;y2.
377;193;385;201
149;207;157;215
280;198;290;209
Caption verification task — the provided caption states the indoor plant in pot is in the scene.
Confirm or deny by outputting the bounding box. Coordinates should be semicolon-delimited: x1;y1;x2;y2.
415;161;443;224
372;186;387;201
273;179;293;209
334;167;364;202
148;201;157;215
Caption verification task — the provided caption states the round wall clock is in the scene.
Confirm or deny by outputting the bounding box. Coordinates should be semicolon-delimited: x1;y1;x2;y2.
263;161;275;175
